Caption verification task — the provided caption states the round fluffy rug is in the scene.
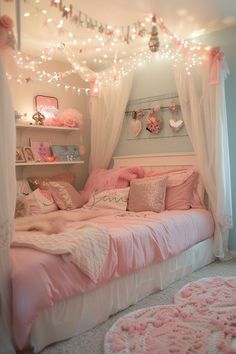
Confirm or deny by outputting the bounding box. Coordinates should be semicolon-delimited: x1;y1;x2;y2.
104;277;236;354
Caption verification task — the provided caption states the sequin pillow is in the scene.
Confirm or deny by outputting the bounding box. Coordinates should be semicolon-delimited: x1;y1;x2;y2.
128;176;167;212
27;172;75;191
48;181;87;210
85;188;130;210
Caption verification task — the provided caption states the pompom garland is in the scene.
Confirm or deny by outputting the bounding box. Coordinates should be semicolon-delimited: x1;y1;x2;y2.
58;108;83;128
43;108;83;128
0;14;15;50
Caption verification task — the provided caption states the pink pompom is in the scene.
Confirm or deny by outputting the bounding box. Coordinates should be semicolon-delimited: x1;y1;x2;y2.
0;27;8;49
44;117;62;126
58;108;83;128
0;15;14;30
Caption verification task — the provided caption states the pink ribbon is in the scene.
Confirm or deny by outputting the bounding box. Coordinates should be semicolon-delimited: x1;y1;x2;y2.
209;46;224;85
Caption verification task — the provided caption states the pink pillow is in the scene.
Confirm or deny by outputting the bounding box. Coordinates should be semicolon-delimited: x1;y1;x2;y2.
84;166;144;198
48;182;87;210
145;168;201;210
127;176;167;212
25;188;58;214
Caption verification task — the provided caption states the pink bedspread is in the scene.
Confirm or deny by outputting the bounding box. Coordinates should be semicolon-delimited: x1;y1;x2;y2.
11;208;214;349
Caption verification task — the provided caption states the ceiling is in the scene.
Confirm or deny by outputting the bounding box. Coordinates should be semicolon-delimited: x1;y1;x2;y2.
1;0;236;66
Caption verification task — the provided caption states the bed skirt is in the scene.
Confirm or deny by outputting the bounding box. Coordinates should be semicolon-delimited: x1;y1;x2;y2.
28;237;215;352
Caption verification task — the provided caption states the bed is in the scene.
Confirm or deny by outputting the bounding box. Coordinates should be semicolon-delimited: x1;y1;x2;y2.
11;152;215;352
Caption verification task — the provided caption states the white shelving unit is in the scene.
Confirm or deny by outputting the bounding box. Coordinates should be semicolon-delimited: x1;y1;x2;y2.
15;123;84;179
16;124;80;132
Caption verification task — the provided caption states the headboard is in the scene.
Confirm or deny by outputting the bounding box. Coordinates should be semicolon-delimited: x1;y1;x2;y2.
113;152;196;170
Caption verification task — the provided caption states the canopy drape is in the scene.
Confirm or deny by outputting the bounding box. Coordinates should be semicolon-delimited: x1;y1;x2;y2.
0;59;16;354
174;51;233;259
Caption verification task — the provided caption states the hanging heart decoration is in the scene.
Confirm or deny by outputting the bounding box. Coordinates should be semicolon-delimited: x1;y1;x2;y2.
169;118;184;132
128;110;144;137
129;118;142;137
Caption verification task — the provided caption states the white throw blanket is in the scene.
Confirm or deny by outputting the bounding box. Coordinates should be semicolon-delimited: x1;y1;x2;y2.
12;222;109;282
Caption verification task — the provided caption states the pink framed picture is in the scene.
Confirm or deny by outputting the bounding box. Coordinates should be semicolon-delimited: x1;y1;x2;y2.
30;139;52;162
35;95;58;119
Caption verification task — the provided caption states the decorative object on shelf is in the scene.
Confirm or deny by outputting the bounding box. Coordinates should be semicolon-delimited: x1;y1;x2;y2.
35;95;59;119
146;106;162;134
32;111;46;125
30;139;52;162
51;145;81;162
22;146;35;162
0;14;15;50
168;101;184;132
148;16;160;53
128;110;144;137
16;147;25;163
14;110;28;124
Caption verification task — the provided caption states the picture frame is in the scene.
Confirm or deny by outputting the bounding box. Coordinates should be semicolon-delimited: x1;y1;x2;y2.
22;146;35;162
34;95;59;119
30;139;52;162
16;147;26;163
51;145;81;162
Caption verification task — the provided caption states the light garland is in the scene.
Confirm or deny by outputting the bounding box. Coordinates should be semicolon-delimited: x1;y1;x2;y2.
6;71;90;96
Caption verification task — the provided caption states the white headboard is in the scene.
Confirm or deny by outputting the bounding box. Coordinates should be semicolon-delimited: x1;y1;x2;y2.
113;152;196;170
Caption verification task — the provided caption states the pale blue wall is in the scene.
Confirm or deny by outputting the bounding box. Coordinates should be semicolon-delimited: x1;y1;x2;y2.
114;25;236;251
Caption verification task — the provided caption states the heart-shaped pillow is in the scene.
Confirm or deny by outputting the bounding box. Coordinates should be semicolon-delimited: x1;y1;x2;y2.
129;119;142;137
169;118;184;132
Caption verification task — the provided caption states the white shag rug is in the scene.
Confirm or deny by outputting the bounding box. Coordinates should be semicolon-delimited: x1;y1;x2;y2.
41;259;236;354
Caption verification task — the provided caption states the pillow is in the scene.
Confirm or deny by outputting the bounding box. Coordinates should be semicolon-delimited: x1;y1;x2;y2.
27;172;75;191
15;196;31;218
48;181;87;210
83;167;144;199
25;188;58;215
127;176;167;212
16;179;32;196
145;168;200;210
85;188;130;211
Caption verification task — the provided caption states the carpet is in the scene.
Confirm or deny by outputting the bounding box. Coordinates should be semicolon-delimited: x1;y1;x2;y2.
104;277;236;354
41;260;236;354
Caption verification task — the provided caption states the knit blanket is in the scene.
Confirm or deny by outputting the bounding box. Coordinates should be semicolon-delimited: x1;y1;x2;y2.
12;222;109;282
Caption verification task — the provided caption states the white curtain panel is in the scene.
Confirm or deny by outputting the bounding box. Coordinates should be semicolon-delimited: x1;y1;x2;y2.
174;57;232;259
0;60;16;354
89;71;133;170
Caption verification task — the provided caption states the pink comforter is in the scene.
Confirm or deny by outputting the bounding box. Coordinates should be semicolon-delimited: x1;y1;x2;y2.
11;208;214;349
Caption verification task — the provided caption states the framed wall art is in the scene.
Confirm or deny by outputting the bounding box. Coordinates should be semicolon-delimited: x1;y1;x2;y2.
22;146;35;162
35;95;59;119
30;139;52;162
16;147;26;163
51;145;81;162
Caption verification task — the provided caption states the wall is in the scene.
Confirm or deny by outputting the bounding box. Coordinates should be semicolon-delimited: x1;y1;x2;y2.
114;57;193;156
115;25;236;251
6;57;90;189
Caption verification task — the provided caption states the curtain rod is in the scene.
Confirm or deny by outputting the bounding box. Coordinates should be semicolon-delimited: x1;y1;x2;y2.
125;104;181;115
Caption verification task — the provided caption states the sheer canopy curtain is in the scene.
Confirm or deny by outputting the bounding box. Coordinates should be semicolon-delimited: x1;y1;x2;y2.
0;60;16;354
89;71;133;170
174;53;232;259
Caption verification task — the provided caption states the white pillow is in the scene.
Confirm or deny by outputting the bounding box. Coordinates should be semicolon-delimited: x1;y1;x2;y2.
85;188;130;210
25;188;58;214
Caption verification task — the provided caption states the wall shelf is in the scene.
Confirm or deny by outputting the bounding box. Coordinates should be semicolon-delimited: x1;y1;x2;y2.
16;161;84;167
16;124;80;131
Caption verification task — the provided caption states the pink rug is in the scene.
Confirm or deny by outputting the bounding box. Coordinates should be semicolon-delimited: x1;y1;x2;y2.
104;277;236;354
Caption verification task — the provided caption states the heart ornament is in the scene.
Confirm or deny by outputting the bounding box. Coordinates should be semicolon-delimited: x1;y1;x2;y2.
129;118;142;137
169;118;184;132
